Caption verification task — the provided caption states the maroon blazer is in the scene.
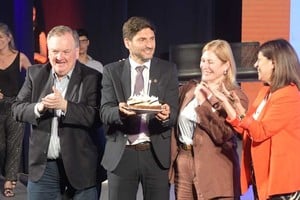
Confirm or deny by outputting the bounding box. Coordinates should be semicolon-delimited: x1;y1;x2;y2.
169;80;248;199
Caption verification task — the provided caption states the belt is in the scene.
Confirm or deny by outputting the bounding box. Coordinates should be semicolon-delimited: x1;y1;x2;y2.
47;155;62;162
180;143;193;151
47;159;59;162
126;142;151;151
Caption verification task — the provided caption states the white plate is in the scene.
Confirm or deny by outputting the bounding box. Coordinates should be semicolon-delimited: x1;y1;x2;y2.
125;106;162;114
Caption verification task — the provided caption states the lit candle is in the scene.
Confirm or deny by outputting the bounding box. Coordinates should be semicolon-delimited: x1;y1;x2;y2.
147;80;152;96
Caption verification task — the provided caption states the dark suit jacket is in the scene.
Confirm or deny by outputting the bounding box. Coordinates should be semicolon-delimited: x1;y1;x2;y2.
12;61;102;189
100;57;179;171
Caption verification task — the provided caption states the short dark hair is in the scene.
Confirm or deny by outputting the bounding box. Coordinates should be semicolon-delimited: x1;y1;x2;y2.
122;16;156;40
76;28;89;39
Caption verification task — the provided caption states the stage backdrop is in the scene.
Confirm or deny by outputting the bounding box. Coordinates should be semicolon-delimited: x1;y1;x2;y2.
39;0;242;65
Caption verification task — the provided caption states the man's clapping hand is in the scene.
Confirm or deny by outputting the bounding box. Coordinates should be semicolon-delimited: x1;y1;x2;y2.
41;86;67;112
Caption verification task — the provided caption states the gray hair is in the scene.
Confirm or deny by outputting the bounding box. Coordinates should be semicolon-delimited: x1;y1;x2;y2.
47;25;79;48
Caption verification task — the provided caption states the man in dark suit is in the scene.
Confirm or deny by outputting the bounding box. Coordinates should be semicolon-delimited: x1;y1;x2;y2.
12;25;102;200
100;16;179;199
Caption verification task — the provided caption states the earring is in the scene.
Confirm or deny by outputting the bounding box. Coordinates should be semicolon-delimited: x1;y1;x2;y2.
223;69;228;75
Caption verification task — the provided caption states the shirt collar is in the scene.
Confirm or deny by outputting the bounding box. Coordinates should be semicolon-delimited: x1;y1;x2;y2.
51;67;74;80
128;57;151;70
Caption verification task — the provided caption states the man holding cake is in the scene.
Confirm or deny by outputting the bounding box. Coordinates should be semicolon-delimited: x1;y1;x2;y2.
100;16;179;199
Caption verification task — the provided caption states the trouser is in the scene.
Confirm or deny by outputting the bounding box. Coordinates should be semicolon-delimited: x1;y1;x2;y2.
269;191;300;200
174;148;236;200
174;148;201;200
0;97;24;181
27;159;98;200
107;144;169;200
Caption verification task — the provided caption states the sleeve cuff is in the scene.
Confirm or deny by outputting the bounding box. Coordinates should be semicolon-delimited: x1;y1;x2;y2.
226;117;240;127
34;103;41;118
239;115;254;129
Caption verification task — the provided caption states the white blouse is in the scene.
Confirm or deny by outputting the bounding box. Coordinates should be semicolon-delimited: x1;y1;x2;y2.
178;98;198;145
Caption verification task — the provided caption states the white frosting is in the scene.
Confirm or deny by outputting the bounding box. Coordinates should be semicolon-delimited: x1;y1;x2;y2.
127;94;160;105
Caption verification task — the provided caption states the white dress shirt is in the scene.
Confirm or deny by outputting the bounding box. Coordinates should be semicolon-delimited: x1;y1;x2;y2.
127;57;151;145
34;69;73;159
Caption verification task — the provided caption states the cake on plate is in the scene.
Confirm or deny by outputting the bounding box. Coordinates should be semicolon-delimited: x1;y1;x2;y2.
126;94;162;111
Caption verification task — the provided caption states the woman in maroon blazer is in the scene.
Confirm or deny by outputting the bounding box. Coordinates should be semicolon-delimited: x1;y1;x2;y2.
169;39;248;200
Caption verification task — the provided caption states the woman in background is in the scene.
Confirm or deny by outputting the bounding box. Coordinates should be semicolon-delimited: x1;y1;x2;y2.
33;5;47;64
222;39;300;200
169;39;248;199
0;23;31;197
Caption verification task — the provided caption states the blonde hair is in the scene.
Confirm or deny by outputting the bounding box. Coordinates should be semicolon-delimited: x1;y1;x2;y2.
202;39;237;88
0;23;16;52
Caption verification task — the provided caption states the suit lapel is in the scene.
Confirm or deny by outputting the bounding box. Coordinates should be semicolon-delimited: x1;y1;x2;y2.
38;64;54;101
149;58;160;96
182;86;196;110
65;62;81;101
121;59;131;100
